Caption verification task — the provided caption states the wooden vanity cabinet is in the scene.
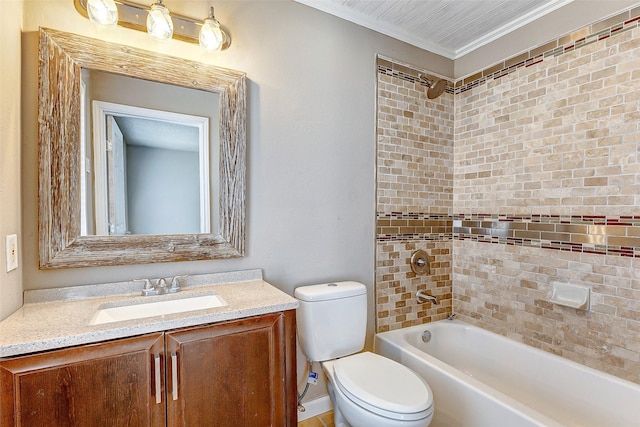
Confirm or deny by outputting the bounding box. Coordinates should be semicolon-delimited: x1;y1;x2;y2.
0;333;166;427
0;310;297;427
167;311;296;426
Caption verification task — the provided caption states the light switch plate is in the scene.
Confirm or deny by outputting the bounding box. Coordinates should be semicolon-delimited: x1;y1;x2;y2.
5;234;18;272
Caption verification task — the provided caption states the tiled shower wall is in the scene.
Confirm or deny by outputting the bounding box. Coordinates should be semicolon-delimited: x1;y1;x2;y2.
376;8;640;383
454;19;640;383
376;60;454;332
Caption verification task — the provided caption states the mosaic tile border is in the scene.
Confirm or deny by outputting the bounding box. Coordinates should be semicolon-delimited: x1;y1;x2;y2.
457;5;640;93
377;5;640;94
376;213;640;257
377;213;452;242
377;63;454;95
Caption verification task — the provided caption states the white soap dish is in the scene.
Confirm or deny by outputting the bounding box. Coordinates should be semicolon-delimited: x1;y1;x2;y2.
549;281;590;310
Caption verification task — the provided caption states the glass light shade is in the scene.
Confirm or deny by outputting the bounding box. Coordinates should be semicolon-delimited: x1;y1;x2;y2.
146;2;173;40
87;0;118;26
199;17;224;51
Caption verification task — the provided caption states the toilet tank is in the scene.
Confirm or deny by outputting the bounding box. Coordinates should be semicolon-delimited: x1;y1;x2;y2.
294;281;367;362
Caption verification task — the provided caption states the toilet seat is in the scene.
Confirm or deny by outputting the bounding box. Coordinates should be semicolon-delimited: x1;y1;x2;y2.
332;352;433;422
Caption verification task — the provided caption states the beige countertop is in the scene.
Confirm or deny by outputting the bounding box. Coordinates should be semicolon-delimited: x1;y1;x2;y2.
0;269;298;358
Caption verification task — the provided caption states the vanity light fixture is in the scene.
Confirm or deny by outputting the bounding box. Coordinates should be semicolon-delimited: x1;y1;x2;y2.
74;0;231;50
199;7;225;51
146;0;173;41
86;0;119;26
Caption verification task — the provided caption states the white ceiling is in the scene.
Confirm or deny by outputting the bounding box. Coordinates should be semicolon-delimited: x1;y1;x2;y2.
295;0;574;59
114;116;199;152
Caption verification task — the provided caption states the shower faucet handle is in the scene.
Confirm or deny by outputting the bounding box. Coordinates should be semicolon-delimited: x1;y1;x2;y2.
410;249;431;275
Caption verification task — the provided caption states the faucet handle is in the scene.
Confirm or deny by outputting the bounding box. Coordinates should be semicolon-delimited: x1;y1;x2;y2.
169;275;187;293
135;279;156;296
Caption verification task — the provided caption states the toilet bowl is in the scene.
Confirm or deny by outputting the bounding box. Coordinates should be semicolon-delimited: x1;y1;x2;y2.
295;282;434;427
323;352;433;427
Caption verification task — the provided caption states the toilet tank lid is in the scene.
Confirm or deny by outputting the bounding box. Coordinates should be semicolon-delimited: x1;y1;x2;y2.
294;281;366;302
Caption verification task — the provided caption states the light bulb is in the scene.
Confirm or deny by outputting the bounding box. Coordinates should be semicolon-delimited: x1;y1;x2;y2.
199;9;223;51
87;0;118;26
146;1;173;40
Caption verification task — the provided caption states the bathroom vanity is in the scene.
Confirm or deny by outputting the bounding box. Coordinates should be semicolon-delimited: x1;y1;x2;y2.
0;270;299;426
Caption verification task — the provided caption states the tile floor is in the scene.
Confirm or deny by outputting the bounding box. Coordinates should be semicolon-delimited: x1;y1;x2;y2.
297;410;335;427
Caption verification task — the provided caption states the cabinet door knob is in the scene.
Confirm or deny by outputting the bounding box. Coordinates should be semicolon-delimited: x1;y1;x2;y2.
171;352;179;401
154;355;162;404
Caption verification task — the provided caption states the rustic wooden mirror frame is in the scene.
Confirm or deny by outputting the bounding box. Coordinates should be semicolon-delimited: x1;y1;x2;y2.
38;28;246;269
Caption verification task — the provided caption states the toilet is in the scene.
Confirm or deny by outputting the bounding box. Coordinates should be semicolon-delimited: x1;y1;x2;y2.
295;281;434;427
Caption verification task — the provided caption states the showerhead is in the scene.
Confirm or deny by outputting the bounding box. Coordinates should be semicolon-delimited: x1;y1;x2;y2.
419;75;447;99
427;79;447;99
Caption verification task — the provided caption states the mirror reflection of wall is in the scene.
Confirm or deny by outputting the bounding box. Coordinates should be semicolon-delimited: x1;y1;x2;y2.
80;69;220;236
126;137;199;235
107;112;204;235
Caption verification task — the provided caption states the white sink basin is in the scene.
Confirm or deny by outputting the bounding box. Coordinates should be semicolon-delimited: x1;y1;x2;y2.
90;292;227;325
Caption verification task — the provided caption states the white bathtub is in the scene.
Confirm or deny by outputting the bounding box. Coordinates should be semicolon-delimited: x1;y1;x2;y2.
374;320;640;427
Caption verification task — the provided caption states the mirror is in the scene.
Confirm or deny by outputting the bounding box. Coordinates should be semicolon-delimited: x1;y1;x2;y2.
89;101;210;236
38;28;246;269
83;69;218;237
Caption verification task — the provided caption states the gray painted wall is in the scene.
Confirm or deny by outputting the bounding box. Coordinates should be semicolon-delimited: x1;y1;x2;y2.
126;145;200;234
13;1;450;365
15;0;444;402
0;0;23;320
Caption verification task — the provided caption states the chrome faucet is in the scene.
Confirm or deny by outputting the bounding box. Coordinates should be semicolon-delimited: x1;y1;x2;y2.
416;290;439;305
156;278;168;293
136;277;180;296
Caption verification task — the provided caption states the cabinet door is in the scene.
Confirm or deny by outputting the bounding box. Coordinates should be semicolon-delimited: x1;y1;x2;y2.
166;311;297;426
0;333;166;427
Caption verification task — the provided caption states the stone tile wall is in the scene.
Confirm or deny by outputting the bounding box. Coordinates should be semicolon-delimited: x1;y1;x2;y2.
376;7;640;383
376;60;454;332
453;22;640;383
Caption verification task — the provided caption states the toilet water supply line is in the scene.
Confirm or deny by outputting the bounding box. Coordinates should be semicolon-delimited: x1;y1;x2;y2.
297;359;318;412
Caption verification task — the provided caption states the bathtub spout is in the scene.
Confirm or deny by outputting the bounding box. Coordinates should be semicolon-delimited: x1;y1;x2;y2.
416;290;439;305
